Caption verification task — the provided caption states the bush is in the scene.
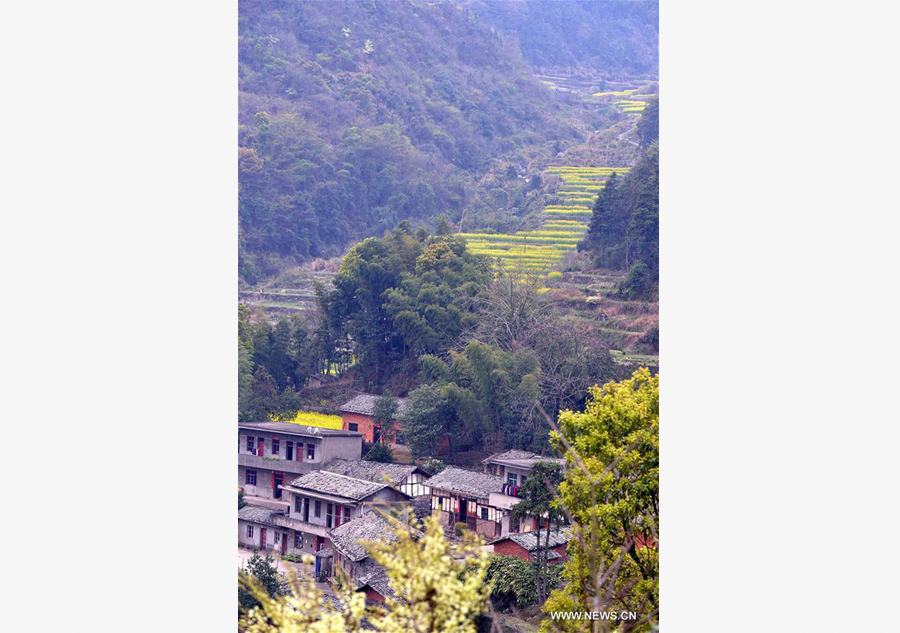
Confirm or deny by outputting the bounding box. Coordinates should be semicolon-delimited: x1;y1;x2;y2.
364;442;394;463
486;555;563;608
454;522;468;537
280;553;303;563
421;458;446;475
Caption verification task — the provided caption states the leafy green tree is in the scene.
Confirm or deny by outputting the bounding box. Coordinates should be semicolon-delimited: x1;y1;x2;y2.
636;98;659;149
247;367;279;421
542;368;659;631
400;383;456;458
238;490;247;510
239;552;287;615
372;395;399;442
486;555;563;609
364;442;395;463
510;461;566;605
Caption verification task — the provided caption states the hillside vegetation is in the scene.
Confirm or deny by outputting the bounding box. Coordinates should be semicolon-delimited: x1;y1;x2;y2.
239;0;585;282
239;0;659;284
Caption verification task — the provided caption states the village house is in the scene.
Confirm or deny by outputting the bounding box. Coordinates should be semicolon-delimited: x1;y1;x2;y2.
274;469;411;557
238;422;363;501
322;458;430;497
490;527;572;564
327;511;423;603
423;466;534;539
482;449;566;494
238;505;288;554
339;394;407;444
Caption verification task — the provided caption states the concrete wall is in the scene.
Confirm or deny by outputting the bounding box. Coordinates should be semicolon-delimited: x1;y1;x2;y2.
238;431;362;497
318;435;364;463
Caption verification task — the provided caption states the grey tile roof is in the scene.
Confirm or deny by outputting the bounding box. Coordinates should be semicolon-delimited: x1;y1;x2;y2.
529;549;561;562
323;458;419;486
493;527;573;551
287;470;387;501
423;466;503;499
483;450;565;467
482;449;538;463
328;512;400;562
238;506;282;525
239;421;362;438
356;560;395;601
339;394;408;417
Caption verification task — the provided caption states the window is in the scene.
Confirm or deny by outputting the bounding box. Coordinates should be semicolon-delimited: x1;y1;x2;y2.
274;531;280;544
307;443;316;460
326;503;334;528
272;438;280;455
481;507;488;521
314;500;321;517
246;436;255;452
510;515;520;533
507;473;518;488
348;423;358;432
295;495;302;513
247;525;254;538
246;469;257;486
294;533;302;548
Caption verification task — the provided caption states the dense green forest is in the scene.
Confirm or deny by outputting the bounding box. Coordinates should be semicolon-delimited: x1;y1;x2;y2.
467;0;659;74
239;223;617;453
580;100;659;298
238;0;658;283
240;0;567;282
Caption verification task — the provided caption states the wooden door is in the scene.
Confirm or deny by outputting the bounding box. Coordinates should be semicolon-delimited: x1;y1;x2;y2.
281;532;288;555
260;528;267;549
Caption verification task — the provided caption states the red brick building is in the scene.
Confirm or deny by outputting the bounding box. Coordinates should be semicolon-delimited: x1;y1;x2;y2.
339;394;407;444
490;527;572;564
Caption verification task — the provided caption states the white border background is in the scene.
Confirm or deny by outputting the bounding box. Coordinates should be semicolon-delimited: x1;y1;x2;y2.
2;1;898;630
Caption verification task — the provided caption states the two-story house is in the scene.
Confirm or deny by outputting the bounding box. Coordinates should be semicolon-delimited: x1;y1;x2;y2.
274;470;411;556
238;422;363;501
327;511;423;604
482;449;566;494
339;394;407;444
322;458;430;497
423;466;532;539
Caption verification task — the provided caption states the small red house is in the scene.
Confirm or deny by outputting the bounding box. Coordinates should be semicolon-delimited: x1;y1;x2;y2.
490;527;572;564
339;394;407;444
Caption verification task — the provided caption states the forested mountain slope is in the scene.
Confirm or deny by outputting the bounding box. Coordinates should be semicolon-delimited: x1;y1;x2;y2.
239;0;587;283
466;0;658;76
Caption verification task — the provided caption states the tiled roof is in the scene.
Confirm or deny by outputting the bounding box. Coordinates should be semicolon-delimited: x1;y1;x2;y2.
287;470;387;501
328;512;401;562
238;506;281;525
355;559;395;601
423;466;503;498
493;527;573;551
239;421;362;438
483;450;565;467
323;458;419;486
482;449;537;463
339;394;408;417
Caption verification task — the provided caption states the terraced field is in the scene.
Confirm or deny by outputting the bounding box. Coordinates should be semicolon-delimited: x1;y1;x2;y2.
461;166;630;273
